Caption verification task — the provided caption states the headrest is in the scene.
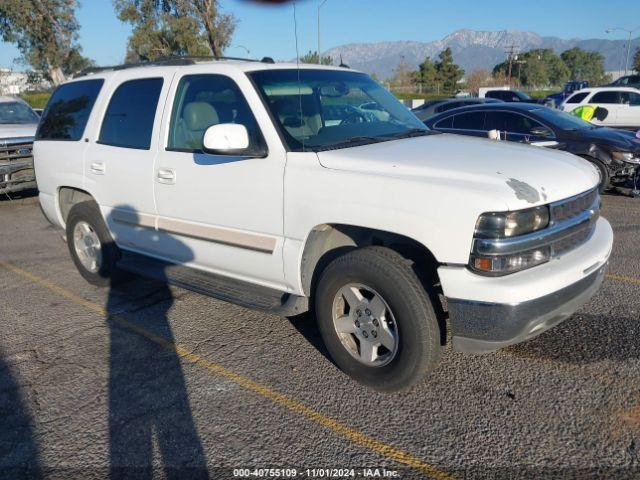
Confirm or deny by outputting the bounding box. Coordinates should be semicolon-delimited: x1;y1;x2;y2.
183;102;219;131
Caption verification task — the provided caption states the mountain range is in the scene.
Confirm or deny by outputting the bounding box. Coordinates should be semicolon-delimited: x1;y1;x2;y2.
323;29;640;79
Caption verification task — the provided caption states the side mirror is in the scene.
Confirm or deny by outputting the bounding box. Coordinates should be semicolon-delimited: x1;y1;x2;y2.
530;126;553;138
202;124;251;155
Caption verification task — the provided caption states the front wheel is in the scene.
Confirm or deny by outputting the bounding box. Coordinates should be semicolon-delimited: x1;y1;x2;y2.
580;155;610;193
315;246;443;392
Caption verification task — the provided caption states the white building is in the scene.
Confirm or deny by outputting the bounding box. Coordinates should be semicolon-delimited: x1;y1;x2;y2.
0;69;50;95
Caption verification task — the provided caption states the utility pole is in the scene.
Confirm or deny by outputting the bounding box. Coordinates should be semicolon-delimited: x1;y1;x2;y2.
504;44;518;87
317;0;328;64
606;27;638;76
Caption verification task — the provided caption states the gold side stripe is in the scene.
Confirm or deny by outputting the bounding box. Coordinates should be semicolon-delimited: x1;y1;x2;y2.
111;209;156;229
112;208;276;254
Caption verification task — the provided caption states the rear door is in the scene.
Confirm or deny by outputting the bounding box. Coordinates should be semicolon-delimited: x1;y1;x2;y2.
83;70;174;251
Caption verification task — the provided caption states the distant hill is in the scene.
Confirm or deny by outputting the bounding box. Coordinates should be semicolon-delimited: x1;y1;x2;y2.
323;29;640;79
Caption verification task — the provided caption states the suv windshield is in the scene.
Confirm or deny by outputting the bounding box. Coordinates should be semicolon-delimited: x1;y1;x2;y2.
0;101;39;124
249;69;428;151
532;107;596;130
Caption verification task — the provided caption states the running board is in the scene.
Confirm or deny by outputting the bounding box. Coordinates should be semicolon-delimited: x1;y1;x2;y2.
117;252;308;317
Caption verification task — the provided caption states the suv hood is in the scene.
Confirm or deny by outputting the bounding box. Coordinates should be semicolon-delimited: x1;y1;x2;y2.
0;123;37;140
317;133;599;209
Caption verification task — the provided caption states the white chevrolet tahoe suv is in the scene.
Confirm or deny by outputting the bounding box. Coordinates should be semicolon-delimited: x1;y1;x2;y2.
34;58;613;391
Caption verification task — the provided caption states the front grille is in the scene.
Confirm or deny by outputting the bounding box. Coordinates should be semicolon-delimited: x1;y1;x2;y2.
549;187;600;256
551;188;599;224
0;137;34;166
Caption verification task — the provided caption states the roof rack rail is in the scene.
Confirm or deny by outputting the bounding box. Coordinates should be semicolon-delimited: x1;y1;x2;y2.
74;55;276;78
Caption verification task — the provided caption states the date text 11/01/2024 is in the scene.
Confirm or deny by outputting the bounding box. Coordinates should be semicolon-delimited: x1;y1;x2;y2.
232;468;400;477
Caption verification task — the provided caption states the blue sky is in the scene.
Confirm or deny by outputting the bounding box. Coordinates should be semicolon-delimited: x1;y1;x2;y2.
0;0;638;69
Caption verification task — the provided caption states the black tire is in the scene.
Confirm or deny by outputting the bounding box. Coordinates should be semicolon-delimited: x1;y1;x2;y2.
66;201;122;287
315;246;443;392
580;155;610;193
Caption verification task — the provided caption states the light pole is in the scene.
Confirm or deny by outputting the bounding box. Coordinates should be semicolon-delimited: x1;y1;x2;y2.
317;0;328;64
606;27;638;76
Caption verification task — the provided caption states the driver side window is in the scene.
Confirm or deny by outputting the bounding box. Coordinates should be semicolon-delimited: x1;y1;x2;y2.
168;74;262;152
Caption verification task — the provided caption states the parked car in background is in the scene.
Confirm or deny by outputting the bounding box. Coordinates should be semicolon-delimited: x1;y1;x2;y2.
424;102;640;192
411;97;501;121
607;74;640;89
542;81;589;108
481;89;536;103
34;59;612;391
560;87;640;129
0;96;39;195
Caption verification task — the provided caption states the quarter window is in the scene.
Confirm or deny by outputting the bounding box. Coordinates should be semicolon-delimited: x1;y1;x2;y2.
36;79;104;141
168;74;262;152
99;78;163;150
591;91;620;104
433;116;453;129
566;92;588;104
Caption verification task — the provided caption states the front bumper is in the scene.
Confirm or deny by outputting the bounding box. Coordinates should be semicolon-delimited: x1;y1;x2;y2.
442;217;613;354
0;160;36;195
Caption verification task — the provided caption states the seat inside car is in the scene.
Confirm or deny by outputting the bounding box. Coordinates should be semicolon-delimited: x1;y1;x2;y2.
174;101;220;149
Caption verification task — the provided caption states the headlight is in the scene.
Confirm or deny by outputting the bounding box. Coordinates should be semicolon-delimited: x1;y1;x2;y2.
470;205;551;275
474;205;550;239
612;151;640;164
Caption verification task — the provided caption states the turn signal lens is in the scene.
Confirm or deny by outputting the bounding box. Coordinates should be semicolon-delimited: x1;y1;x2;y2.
471;246;551;275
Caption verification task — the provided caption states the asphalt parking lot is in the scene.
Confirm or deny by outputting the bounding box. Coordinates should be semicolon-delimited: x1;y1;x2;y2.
0;191;639;479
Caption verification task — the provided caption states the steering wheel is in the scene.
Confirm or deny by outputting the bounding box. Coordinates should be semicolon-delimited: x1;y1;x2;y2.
340;112;367;125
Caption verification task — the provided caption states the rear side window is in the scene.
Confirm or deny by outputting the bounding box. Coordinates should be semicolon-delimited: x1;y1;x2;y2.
36;79;104;141
566;92;588;104
99;78;164;150
485;111;542;134
591;91;620;104
453;111;486;130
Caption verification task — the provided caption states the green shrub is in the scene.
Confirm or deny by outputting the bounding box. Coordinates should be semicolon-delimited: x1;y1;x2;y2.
20;92;51;109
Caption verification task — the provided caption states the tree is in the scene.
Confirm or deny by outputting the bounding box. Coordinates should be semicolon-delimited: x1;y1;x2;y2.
416;56;437;92
114;0;237;62
435;48;464;94
389;57;415;90
465;69;492;96
299;50;333;65
0;0;91;84
493;49;568;88
634;47;640;73
560;48;609;85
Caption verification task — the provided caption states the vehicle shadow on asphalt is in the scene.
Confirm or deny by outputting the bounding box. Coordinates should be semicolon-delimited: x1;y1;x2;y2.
287;312;334;365
505;313;639;363
0;349;42;479
106;207;209;479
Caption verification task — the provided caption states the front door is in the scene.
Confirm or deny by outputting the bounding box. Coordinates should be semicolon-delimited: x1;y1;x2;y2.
153;71;287;290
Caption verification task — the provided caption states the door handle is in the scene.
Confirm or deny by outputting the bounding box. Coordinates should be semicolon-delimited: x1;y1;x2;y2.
157;168;176;184
90;162;105;175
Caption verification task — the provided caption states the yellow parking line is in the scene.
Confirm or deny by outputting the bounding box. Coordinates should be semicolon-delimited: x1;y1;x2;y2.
0;260;454;480
606;273;640;285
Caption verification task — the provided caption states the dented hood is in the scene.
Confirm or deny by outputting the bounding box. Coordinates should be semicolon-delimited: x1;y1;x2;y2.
317;133;600;209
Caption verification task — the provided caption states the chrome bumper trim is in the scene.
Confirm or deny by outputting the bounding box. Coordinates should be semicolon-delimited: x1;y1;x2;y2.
448;263;607;354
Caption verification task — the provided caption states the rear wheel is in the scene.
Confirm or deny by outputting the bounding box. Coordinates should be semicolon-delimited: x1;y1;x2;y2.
315;246;443;392
66;201;122;286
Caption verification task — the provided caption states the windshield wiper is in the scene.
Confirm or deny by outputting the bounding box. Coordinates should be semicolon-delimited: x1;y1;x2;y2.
316;135;391;151
389;128;430;139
